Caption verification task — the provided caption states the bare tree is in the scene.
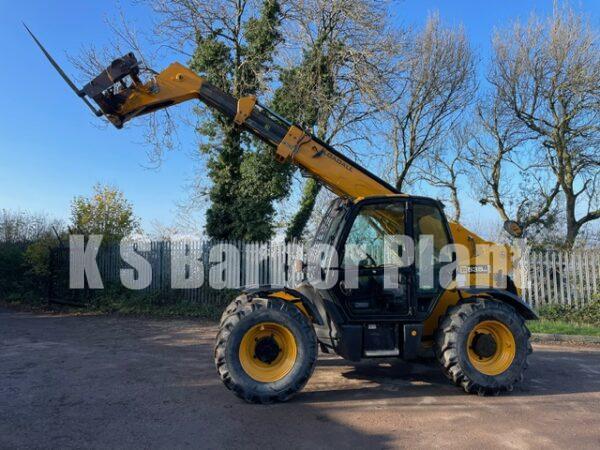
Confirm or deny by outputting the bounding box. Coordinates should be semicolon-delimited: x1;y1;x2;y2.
0;210;64;243
490;3;600;246
418;125;470;222
281;0;402;239
385;13;476;191
282;0;401;147
466;96;561;234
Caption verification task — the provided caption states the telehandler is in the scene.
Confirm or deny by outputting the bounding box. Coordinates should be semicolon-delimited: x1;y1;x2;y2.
29;28;536;403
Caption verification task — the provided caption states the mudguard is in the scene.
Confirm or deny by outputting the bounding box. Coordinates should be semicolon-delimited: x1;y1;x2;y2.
459;288;538;320
242;286;325;325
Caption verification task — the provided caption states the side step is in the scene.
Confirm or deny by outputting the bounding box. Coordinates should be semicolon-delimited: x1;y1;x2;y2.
333;323;424;361
362;323;424;359
402;324;423;360
364;348;400;357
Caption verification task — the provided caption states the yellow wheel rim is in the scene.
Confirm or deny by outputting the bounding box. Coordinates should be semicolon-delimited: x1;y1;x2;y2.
239;322;297;383
467;320;516;376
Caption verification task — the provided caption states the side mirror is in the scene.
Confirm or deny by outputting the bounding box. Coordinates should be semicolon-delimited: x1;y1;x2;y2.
503;220;523;238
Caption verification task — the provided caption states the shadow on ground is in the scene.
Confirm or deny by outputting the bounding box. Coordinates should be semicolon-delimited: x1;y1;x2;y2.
296;346;600;404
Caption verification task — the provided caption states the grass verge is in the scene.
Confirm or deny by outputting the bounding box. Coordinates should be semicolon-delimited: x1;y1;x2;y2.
4;292;600;337
528;319;600;337
530;300;600;336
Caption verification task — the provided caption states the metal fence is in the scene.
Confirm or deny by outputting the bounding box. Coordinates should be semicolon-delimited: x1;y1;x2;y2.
521;249;600;308
56;240;600;309
82;240;306;306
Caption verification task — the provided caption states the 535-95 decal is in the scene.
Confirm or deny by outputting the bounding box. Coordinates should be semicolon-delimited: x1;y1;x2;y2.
458;265;491;274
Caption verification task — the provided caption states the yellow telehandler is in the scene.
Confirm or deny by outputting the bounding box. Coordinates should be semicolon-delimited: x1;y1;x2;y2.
30;30;535;403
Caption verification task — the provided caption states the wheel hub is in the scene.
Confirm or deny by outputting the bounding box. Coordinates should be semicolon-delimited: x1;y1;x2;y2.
470;332;497;359
239;322;298;382
467;320;516;376
254;336;281;364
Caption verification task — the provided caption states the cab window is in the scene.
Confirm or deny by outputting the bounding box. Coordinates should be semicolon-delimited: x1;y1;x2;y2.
343;203;405;267
340;202;409;315
413;203;451;296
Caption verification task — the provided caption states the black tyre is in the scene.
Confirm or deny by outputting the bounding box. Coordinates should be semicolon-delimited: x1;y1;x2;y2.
219;294;247;324
214;296;318;404
434;298;532;395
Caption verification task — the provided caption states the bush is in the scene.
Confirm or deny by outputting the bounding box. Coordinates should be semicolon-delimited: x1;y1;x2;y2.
0;242;29;296
24;238;54;278
537;300;600;327
0;237;63;301
83;283;227;320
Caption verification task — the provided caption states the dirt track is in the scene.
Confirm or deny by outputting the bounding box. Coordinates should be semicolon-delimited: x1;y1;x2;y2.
1;308;599;449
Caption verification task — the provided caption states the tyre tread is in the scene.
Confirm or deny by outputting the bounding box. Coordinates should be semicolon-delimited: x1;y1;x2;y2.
214;295;317;404
434;298;531;395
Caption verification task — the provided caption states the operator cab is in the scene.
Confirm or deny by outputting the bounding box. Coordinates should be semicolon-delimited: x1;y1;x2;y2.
307;196;453;358
310;196;452;321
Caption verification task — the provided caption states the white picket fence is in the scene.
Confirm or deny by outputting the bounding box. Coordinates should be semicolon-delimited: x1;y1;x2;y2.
521;249;600;308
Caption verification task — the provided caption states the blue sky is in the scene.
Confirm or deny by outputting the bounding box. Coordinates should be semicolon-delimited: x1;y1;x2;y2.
1;0;599;233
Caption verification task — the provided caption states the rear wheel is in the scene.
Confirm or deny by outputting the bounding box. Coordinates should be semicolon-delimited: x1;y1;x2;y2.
215;295;317;404
435;298;532;395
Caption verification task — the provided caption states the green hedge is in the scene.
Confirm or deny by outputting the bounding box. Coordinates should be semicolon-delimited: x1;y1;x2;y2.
537;298;600;327
0;242;36;298
0;239;234;319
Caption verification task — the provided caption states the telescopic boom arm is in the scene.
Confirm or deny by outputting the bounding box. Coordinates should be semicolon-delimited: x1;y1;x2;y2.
30;39;397;200
93;57;398;200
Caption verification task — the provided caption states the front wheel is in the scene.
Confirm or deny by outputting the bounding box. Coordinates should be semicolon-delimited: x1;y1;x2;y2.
215;296;317;404
434;298;532;395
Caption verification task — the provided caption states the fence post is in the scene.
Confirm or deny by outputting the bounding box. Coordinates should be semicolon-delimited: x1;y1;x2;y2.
583;251;591;305
591;251;599;296
550;252;557;305
557;251;565;305
565;251;573;306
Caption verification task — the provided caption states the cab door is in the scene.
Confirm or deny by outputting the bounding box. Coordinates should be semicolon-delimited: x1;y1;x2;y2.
411;200;453;316
335;200;415;319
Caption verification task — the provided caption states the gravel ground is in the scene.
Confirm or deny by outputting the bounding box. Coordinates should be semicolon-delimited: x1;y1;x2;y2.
1;308;599;449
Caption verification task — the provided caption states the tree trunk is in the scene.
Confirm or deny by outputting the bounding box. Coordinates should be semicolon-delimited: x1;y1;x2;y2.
450;185;461;222
564;190;579;249
395;173;405;191
395;162;412;191
285;179;322;241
